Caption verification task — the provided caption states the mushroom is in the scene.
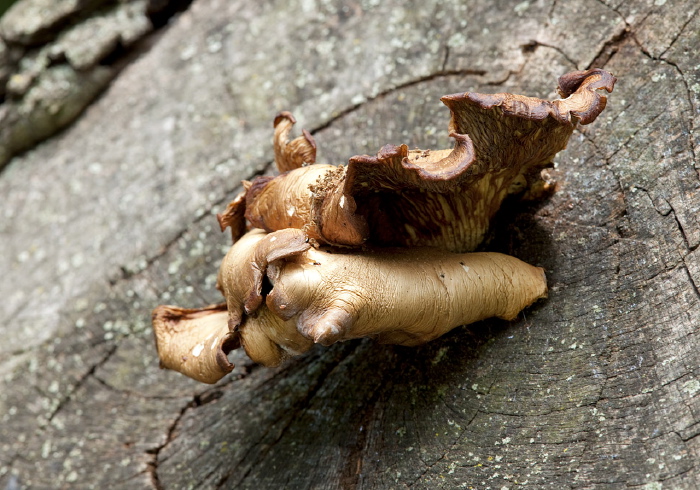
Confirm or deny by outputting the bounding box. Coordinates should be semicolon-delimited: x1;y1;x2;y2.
218;68;616;252
152;69;615;384
153;229;547;384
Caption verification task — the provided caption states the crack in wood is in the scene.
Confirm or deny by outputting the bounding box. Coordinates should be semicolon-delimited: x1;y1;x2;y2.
145;396;210;489
440;44;450;73
632;187;689;251
216;347;358;488
678;424;700;443
587;2;634;69
681;264;700;302
523;40;578;68
144;363;263;489
668;204;692;251
47;344;118;423
405;406;480;488
658;6;700;59
146;405;189;490
339;377;386;489
309;68;488;136
591;0;656;68
546;0;558;23
90;374;192;401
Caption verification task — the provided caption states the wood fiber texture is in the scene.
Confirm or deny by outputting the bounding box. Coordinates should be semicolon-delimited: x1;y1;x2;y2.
1;0;699;488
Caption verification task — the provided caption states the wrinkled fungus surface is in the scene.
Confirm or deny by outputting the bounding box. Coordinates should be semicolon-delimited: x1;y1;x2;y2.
234;68;616;252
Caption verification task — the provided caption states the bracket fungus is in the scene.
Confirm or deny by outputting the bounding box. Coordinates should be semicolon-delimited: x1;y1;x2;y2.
152;69;615;384
221;68;616;252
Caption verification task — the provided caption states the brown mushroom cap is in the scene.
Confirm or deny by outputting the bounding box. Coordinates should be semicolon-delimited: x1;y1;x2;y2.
223;69;616;252
152;229;314;382
440;67;616;177
273;111;317;172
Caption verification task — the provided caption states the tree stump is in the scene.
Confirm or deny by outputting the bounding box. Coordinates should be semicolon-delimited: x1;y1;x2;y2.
1;0;699;488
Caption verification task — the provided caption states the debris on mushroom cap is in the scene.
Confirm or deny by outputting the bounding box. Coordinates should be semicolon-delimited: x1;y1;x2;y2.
220;69;616;252
153;229;548;384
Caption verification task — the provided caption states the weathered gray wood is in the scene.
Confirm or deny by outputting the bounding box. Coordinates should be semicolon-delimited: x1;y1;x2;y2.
2;0;699;488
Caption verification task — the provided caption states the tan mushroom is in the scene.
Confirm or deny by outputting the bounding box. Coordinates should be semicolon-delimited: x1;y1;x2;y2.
153;229;547;384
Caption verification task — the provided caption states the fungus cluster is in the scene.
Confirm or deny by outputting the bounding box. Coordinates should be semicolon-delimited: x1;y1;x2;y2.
153;69;616;384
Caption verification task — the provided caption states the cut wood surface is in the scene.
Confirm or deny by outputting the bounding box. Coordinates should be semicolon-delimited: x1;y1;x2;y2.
1;0;699;488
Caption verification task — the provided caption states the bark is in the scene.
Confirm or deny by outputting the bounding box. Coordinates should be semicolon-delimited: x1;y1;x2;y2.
1;0;699;488
0;0;194;168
